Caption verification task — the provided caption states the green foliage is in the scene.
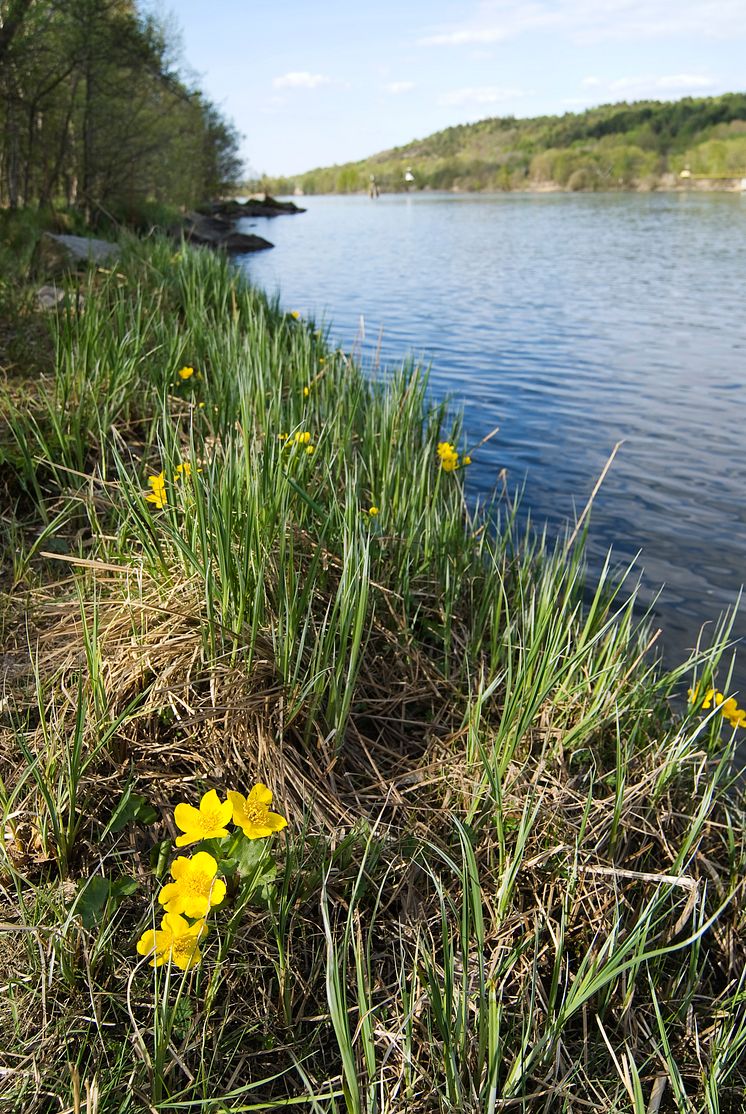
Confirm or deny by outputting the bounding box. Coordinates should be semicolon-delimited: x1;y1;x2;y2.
0;0;242;214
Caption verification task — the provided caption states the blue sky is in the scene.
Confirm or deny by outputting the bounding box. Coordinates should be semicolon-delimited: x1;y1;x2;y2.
151;1;746;176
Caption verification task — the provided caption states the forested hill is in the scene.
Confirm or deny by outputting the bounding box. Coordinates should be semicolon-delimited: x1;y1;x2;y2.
263;94;746;194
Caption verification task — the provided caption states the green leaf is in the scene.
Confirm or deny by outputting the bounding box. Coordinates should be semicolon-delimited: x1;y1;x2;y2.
283;472;325;516
76;874;139;929
233;837;277;900
104;786;158;836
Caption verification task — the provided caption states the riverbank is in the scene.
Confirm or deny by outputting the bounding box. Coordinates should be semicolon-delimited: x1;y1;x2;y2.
276;176;746;197
1;234;745;1111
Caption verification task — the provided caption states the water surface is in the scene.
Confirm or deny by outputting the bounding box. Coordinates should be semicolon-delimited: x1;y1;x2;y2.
239;193;746;680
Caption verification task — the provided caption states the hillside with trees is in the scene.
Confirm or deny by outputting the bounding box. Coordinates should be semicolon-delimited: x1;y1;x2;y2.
0;0;241;220
261;93;746;194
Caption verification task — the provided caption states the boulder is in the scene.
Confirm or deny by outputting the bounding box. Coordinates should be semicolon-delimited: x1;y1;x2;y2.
34;232;118;275
34;284;85;312
180;213;273;253
34;284;65;310
219;230;274;253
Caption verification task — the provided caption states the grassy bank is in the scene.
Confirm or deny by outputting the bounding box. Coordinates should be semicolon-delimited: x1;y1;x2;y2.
1;235;745;1112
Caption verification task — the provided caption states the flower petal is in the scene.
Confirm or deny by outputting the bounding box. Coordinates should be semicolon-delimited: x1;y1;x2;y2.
191;851;218;877
265;810;288;833
163;912;195;940
227;789;247;813
158;881;183;911
174;801;202;833
170;857;190;881
136;929;157;957
200;788;222;812
209;878;227;907
249;783;273;807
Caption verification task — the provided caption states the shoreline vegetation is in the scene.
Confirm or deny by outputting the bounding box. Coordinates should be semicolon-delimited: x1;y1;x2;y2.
1;225;746;1111
257;93;746;196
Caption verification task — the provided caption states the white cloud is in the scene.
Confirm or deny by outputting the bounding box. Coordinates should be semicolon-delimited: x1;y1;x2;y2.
438;85;527;107
272;71;331;90
582;76;601;87
418;0;746;47
385;81;416;94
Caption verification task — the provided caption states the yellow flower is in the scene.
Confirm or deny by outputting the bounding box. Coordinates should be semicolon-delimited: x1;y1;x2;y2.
303;386;310;397
306;445;315;454
158;852;226;918
198;402;205;409
689;684;717;709
688;683;746;728
174;789;233;847
290;310;300;320
278;432;288;441
293;431;311;444
368;505;379;516
462;455;472;466
436;441;460;472
178;366;195;380
227;784;287;840
145;472;167;508
175;462;192;479
137;912;207;970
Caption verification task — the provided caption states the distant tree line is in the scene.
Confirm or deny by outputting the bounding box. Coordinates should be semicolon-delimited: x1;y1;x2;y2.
258;94;746;196
0;0;242;217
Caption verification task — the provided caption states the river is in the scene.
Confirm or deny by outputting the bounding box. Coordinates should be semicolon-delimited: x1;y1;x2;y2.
238;192;746;683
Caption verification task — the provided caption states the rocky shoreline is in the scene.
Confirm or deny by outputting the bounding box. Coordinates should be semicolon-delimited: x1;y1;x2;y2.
180;194;305;253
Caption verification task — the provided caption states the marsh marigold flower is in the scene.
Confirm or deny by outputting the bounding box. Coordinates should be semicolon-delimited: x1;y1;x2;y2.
158;851;226;918
228;784;287;840
174;788;232;847
303;386;310;397
175;462;191;479
437;442;460;472
368;506;379;516
290;310;300;320
145;472;167;508
688;683;746;729
136;912;207;970
178;366;194;380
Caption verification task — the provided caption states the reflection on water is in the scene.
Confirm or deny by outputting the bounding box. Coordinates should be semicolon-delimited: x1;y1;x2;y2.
239;192;746;682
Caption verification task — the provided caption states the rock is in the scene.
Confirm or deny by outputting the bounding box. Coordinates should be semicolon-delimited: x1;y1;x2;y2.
34;284;85;311
34;284;65;310
219;231;274;253
202;194;305;219
183;212;233;236
34;232;119;275
180;213;273;253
